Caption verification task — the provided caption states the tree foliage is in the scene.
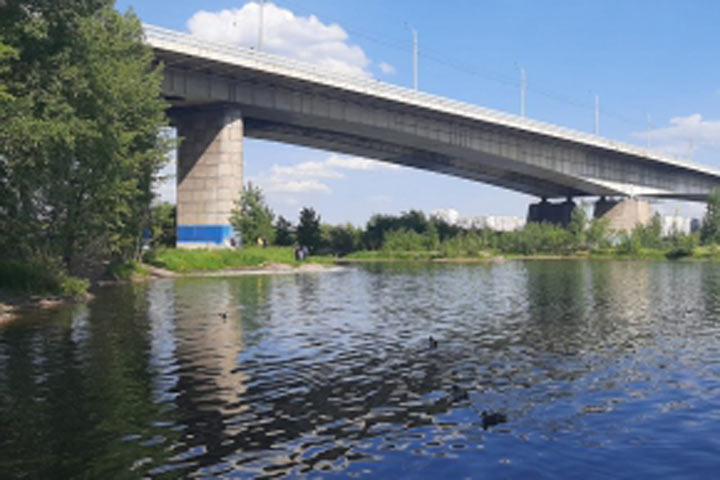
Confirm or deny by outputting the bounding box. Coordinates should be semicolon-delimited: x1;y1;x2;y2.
321;223;362;254
296;207;321;251
568;204;588;247
150;203;176;248
0;2;170;277
274;215;295;246
229;182;275;246
701;188;720;245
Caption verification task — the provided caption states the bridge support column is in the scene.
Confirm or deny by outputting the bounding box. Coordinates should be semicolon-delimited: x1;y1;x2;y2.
527;198;576;226
173;106;243;248
593;197;651;232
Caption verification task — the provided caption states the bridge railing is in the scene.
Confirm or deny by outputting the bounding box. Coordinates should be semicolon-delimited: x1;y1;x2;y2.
143;24;718;177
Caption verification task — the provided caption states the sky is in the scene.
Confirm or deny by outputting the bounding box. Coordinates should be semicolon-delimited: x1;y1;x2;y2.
116;0;720;225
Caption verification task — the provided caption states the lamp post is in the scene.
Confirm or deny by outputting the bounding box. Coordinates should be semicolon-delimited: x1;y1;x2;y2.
257;0;265;51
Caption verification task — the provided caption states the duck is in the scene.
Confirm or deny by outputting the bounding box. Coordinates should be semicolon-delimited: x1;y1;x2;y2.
481;411;507;430
217;312;228;320
428;336;438;349
450;385;469;402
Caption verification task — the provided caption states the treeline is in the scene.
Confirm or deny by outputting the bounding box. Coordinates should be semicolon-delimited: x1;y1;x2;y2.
0;2;170;295
181;184;715;259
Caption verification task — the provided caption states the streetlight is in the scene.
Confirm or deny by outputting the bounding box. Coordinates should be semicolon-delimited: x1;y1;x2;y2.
257;0;266;51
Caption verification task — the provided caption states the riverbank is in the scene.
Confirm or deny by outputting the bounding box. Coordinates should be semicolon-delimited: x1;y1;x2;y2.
341;245;720;263
139;262;343;279
143;246;336;273
0;288;90;324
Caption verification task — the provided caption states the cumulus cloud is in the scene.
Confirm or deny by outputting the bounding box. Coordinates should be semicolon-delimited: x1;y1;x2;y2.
378;62;396;76
187;2;371;77
250;153;398;194
638;114;720;157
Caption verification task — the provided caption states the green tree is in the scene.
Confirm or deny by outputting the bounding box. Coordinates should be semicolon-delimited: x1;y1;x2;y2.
274;215;295;246
382;229;425;251
229;182;275;246
0;42;16;102
587;217;611;249
323;223;362;254
701;188;720;245
297;207;322;251
150;203;176;248
0;3;170;277
568;205;588;248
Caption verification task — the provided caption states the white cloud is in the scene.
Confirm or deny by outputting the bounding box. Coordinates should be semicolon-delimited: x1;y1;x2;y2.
250;153;398;194
271;161;344;179
187;2;371;77
638;114;720;157
378;62;396;75
327;155;399;171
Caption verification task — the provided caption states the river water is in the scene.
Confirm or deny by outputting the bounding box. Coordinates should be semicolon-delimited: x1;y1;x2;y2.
2;261;720;479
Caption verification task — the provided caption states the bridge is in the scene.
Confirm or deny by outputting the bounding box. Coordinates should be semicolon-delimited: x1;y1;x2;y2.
144;24;720;247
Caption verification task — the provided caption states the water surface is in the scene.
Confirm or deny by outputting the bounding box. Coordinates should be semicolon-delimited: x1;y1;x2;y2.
2;261;720;478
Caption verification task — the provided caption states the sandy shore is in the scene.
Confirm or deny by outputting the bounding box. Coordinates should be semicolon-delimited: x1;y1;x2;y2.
143;262;344;279
0;289;81;325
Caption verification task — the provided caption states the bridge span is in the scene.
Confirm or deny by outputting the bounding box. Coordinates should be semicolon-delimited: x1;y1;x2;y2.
144;24;720;247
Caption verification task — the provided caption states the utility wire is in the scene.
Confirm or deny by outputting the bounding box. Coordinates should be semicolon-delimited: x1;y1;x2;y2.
277;0;650;132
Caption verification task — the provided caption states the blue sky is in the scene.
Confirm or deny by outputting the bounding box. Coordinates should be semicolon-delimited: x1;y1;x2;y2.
117;0;720;225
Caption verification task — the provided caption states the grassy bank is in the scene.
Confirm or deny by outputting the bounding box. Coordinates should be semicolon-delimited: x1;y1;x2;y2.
342;247;720;262
0;259;90;298
144;247;335;273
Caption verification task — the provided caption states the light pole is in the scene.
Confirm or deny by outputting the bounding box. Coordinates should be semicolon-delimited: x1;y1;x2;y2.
412;28;418;90
257;0;266;51
594;94;600;135
520;66;526;117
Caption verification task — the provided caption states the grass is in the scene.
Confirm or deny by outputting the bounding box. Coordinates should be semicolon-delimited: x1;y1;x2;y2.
343;250;440;261
144;247;338;272
141;243;720;273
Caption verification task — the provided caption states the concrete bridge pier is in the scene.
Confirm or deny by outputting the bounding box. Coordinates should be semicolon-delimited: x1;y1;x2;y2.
593;197;651;232
527;197;576;226
172;105;243;248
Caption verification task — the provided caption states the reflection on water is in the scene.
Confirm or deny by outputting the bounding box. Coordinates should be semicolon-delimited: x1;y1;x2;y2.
2;261;720;478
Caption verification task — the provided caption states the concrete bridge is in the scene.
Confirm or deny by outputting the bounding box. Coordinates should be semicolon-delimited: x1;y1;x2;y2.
144;24;720;247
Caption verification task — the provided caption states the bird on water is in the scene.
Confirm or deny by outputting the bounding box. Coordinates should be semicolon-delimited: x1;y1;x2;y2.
451;385;469;402
481;411;507;430
428;336;438;349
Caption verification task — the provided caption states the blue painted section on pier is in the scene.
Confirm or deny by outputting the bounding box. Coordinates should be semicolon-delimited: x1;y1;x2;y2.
177;224;235;246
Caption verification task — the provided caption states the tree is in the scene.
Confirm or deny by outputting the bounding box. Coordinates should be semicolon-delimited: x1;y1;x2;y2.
296;207;322;251
701;188;720;245
587;217;610;249
0;3;170;277
150;203;176;248
229;182;275;246
568;205;588;248
274;215;294;246
323;223;361;254
0;42;16;103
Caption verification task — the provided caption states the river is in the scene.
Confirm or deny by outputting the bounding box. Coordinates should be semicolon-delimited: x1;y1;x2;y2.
2;261;720;479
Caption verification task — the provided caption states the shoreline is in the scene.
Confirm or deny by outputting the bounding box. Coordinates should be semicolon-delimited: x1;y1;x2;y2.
1;263;343;324
3;253;715;324
137;262;345;279
0;289;93;325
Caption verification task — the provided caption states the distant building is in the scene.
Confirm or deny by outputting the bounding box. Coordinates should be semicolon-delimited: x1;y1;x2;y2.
660;215;692;236
431;208;525;232
431;208;460;225
457;215;526;232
